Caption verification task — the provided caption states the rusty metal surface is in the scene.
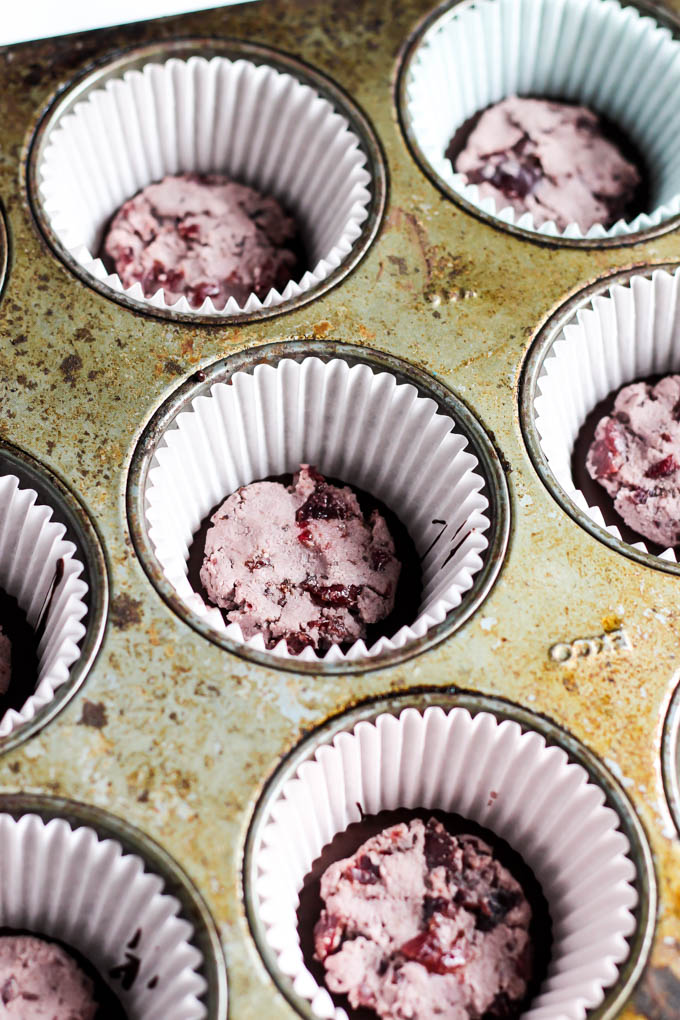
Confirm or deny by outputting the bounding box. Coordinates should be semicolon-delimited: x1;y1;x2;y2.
0;0;678;1017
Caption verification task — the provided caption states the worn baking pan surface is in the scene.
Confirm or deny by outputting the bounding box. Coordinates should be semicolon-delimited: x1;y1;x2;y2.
0;0;679;1017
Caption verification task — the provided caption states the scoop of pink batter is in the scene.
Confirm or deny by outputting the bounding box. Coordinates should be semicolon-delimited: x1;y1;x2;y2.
103;172;301;309
586;375;680;548
314;818;532;1020
0;935;97;1018
454;96;641;232
0;625;10;696
200;465;401;654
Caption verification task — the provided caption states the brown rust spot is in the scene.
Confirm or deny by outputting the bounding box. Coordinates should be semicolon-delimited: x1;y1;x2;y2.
73;326;96;344
388;207;468;304
59;353;82;385
601;612;622;633
78;700;108;728
110;593;143;630
387;254;408;276
163;358;184;375
358;324;376;341
633;965;680;1020
312;320;333;338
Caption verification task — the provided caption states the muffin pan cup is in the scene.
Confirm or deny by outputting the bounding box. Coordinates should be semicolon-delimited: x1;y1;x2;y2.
0;793;227;1019
397;0;680;246
28;39;386;323
127;341;509;673
521;263;680;572
244;691;655;1020
0;443;107;752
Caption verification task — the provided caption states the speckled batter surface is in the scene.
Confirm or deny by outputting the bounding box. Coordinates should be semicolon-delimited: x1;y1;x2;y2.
314;818;532;1019
453;97;641;232
586;375;680;548
0;935;97;1019
200;465;401;653
103;172;301;309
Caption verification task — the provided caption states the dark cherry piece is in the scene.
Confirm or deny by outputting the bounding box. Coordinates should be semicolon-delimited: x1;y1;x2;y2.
343;854;381;885
302;583;361;610
587;420;627;479
296;486;353;523
400;917;469;975
313;914;343;963
646;454;678;479
465;154;543;201
186;473;422;658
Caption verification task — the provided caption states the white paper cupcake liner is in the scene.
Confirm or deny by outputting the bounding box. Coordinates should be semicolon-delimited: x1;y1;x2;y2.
534;266;680;562
36;52;372;316
251;704;639;1020
404;0;680;240
0;808;207;1018
144;355;490;664
0;472;88;738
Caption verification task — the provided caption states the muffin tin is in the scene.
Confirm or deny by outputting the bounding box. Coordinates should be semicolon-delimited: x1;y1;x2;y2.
27;39;386;323
1;0;679;1017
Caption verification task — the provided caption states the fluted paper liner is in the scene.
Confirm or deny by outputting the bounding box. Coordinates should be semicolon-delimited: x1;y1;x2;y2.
0;811;206;1017
37;54;372;315
144;356;490;663
404;0;680;240
252;706;637;1020
0;473;88;738
534;267;680;562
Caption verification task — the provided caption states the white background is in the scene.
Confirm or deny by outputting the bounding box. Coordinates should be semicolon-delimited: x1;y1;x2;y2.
1;1;256;47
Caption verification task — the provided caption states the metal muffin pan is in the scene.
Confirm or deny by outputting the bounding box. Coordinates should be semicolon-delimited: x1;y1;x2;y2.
0;0;677;1017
